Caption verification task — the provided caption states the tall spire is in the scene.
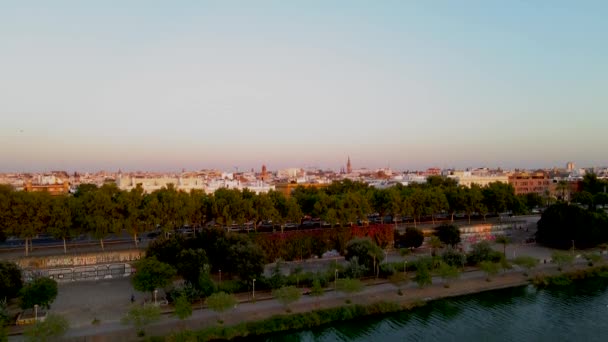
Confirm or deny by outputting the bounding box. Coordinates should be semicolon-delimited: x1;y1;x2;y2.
346;156;352;174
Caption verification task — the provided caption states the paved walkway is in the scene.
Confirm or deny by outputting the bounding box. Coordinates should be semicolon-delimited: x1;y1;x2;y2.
9;254;600;342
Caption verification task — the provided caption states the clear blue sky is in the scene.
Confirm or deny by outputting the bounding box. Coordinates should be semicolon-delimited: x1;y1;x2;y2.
1;1;606;172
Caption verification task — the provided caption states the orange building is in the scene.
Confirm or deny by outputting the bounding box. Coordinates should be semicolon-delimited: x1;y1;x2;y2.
508;171;551;195
23;181;70;195
275;182;330;198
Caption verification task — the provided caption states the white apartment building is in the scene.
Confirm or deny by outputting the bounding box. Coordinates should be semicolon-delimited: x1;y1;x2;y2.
447;170;508;187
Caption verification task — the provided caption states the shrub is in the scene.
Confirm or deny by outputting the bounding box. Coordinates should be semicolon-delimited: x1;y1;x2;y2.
467;241;503;265
441;247;466;268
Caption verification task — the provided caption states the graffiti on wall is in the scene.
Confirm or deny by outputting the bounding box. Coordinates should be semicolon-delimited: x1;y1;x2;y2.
15;249;143;270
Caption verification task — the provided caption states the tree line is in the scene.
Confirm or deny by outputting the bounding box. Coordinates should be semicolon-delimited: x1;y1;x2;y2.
0;176;562;255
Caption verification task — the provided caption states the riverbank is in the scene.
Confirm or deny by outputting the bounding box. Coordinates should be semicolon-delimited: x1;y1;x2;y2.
162;263;608;342
53;261;606;342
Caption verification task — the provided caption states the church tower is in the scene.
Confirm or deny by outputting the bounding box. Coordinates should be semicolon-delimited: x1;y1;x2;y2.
261;164;267;181
346;156;352;174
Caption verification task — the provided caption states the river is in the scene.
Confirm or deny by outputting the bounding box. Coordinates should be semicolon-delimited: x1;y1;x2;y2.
264;278;608;342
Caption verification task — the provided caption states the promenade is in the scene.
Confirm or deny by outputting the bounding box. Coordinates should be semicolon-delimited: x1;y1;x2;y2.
6;215;562;341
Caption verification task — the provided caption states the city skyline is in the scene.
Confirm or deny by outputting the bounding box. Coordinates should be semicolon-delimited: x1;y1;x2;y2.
1;1;607;172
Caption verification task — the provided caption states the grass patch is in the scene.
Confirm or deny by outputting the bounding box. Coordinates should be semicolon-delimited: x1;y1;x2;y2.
533;265;608;288
165;301;404;341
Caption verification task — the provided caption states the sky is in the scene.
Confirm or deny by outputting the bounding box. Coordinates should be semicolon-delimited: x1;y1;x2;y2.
1;1;607;173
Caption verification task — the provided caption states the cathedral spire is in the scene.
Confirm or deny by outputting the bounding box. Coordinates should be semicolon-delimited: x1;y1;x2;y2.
346;156;352;174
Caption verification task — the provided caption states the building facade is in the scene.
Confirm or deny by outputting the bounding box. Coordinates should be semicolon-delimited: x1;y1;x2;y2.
508;171;551;195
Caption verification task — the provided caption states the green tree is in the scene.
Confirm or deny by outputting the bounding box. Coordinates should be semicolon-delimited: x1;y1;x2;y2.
467;241;503;265
495;235;510;258
131;257;177;296
0;261;23;300
176;248;208;286
551;251;575;271
441;247;466;268
47;196;73;254
572;191;594;210
404;227;424;249
23;313;69;342
74;184;121;251
436;224;461;247
121;304;161;337
414;265;432;288
388;273;409;295
479;261;500;281
583;252;602;266
335;278;364;303
7;191;52;256
345;238;384;277
272;286;301;311
464;185;484;224
438;261;460;287
537;203;608;249
513;256;539;276
117;184;148;247
206;292;237;323
445;185;467;222
197;265;216;298
228;241;265;284
309;278;324;306
594;192;608;209
428;236;443;256
19;277;58;310
174;293;193;321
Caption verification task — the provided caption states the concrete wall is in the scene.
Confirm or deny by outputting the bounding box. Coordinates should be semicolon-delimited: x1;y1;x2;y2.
15;249;144;283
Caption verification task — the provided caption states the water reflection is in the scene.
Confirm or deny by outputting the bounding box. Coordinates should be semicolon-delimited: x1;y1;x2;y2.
264;278;608;342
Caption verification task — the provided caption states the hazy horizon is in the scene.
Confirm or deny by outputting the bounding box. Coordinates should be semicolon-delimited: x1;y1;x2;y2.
1;1;607;173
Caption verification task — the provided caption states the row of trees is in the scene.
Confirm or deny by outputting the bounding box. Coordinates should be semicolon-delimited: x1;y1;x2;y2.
537;202;608;249
1;176;544;256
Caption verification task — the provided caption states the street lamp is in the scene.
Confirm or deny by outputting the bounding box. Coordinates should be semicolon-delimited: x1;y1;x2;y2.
334;269;338;290
34;304;38;321
571;240;575;252
219;269;222;287
252;279;256;300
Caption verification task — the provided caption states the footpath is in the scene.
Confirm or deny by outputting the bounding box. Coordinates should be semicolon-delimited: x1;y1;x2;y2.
41;261;589;342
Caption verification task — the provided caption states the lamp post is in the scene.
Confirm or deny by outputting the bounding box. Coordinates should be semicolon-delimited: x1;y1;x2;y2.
153;289;158;306
34;304;38;321
219;269;222;287
571;240;575;253
252;279;256;300
334;269;338;290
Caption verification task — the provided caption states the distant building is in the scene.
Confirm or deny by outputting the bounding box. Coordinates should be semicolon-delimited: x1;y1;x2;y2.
23;181;70;195
277;168;302;180
508;171;551;195
275;182;330;198
566;162;576;172
346;156;352;174
261;165;268;181
447;171;509;188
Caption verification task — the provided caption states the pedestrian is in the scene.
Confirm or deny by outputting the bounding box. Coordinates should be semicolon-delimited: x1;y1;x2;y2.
131;294;135;303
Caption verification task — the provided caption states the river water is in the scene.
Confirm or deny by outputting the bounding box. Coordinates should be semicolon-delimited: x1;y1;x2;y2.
264;278;608;342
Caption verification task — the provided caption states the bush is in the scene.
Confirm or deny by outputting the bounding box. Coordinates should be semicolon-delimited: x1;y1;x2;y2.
23;313;69;342
0;261;23;300
183;301;404;341
216;280;246;294
467;241;503;265
436;224;461;247
441;247;466;268
19;277;58;310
